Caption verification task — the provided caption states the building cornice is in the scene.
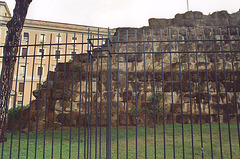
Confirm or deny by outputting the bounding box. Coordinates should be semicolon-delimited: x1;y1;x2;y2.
1;16;115;35
0;1;11;16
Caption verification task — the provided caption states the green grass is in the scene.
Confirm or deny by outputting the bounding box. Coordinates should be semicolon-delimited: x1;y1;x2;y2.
0;123;239;158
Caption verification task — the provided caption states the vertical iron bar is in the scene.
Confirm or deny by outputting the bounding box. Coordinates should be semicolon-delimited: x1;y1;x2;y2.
34;33;45;159
160;30;166;159
211;28;223;159
69;32;77;159
194;30;204;159
99;35;103;159
60;33;68;159
117;30;120;159
89;34;94;159
86;39;90;159
106;30;112;159
134;29;138;159
95;29;100;159
84;30;90;159
87;33;93;159
151;29;157;159
169;29;175;159
43;34;53;159
87;33;92;159
26;34;37;159
109;30;113;156
125;30;129;159
186;29;195;159
177;29;185;159
78;32;84;159
106;29;112;159
143;29;148;159
18;35;29;159
202;30;213;159
51;33;61;159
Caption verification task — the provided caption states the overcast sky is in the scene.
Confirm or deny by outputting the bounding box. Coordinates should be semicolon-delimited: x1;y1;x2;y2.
4;0;240;28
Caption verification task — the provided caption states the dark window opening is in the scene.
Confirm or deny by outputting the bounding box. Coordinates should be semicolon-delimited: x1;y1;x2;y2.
22;48;27;57
19;83;24;92
24;32;29;38
55;50;60;59
37;67;43;76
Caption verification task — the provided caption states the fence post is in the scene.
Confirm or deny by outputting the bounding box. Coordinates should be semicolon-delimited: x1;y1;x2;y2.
106;29;112;159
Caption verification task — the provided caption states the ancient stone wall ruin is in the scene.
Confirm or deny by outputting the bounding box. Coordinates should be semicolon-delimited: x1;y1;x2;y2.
9;11;240;131
112;27;240;125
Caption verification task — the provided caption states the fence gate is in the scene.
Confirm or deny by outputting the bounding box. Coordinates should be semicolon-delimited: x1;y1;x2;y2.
0;28;240;158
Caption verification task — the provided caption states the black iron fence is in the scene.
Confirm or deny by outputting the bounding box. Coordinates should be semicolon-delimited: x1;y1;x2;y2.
0;28;239;158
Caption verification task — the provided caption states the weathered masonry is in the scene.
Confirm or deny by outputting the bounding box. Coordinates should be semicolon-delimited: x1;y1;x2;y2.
9;11;240;132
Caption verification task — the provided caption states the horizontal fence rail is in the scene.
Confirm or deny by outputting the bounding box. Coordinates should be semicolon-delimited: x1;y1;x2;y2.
0;28;239;159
